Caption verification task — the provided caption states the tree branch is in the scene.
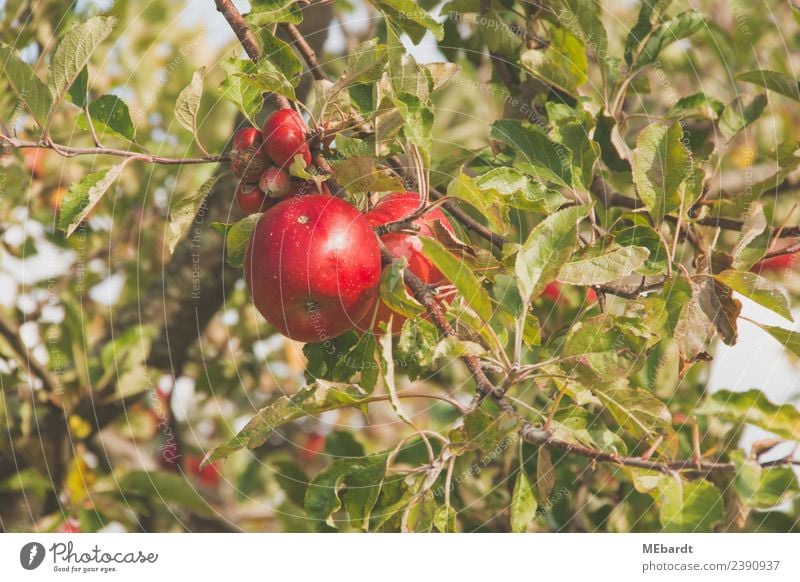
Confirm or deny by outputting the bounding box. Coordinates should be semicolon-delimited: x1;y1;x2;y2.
1;135;228;165
214;0;291;109
281;22;330;82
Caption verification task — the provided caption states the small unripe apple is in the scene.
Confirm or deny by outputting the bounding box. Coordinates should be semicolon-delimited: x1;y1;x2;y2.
262;108;312;169
244;195;381;342
236;182;271;215
358;191;454;334
259;167;292;199
231;127;269;182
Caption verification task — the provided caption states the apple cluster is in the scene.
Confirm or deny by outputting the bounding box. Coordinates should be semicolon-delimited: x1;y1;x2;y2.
243;189;454;343
230;108;318;214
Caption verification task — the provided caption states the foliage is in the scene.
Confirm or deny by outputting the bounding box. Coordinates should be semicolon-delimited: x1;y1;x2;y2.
0;0;799;533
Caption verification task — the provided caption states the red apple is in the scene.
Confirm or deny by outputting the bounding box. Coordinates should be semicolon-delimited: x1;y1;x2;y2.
185;455;221;488
259;167;292;199
231;127;269;182
751;252;798;274
358;191;454;334
262;109;312;169
244;195;381;342
541;281;597;304
236;182;271;215
297;432;326;463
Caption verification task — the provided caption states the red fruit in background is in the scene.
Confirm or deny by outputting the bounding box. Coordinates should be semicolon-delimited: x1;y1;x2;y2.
542;281;562;302
231;127;269;182
358;192;455;334
262;108;312;169
751;252;798;274
244;195;381;342
185;455;221;488
297;432;326;463
22;147;49;178
259;167;292;199
58;518;81;533
541;281;597;304
236;182;271;215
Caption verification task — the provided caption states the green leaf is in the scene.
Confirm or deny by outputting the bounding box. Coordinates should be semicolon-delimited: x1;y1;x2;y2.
515;205;590;301
271;460;309;507
434;505;457;532
657;476;724;532
205;380;372;463
446;172;508;235
756;324;800;359
379;259;425;319
220;58;294;124
68;66;89;108
666;93;724;120
556;0;607;56
247;0;303;25
510;470;538;532
167;173;221;253
475;167;567;213
48;16;116;111
479;10;522;57
420;237;494;321
635;11;705;70
731;451;800;509
58;162;126;236
552;120;600;190
77;94;136;142
373;0;444;43
632;122;691;224
174;69;204;140
259;29;302;83
591;382;674;452
225;213;260;268
392;92;433;153
720;94;768;139
491;120;572;188
731;202;769;270
343;38;387;85
0;42;52;127
118;471;213;517
713;270;793;321
614;225;669;275
624;0;672;66
520;25;587;95
697;389;800;440
737;70;800;102
305;453;388;529
558;244;650;285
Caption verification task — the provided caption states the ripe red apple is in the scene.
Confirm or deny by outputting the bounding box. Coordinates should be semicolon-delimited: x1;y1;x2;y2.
231;127;269;182
236;182;271;215
259;167;292;199
244;195;381;342
262;108;312;169
358;191;454;334
297;431;326;463
751;252;798;274
541;281;597;304
185;455;222;488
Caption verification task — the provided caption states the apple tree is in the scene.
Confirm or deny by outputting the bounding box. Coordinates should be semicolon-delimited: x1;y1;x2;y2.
0;0;799;532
